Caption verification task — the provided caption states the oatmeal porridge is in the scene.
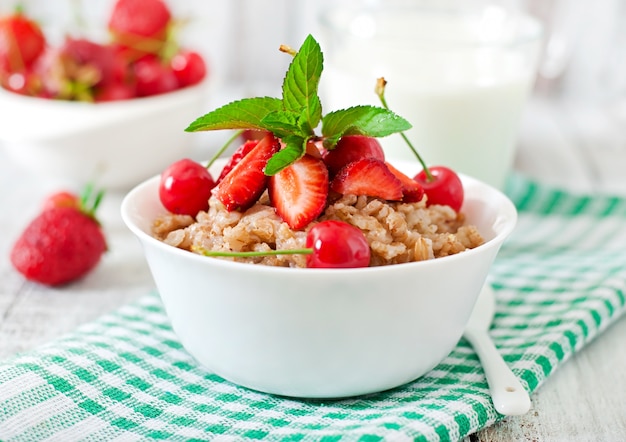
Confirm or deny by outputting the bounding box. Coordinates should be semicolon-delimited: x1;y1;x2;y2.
152;192;484;268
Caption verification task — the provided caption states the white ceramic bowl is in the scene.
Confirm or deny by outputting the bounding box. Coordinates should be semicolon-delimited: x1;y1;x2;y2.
121;161;517;398
0;82;208;190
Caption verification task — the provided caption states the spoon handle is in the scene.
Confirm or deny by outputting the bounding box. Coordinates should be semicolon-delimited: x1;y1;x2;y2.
464;328;531;416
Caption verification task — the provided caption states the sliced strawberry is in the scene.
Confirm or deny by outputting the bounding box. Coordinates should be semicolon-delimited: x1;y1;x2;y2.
212;133;280;211
216;139;259;184
385;162;425;203
268;155;329;230
305;139;325;159
323;135;385;176
331;158;403;201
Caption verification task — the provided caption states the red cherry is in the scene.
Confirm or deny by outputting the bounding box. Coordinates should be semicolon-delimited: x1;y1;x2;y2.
159;159;215;216
305;220;370;268
414;166;464;212
171;50;207;87
134;55;178;96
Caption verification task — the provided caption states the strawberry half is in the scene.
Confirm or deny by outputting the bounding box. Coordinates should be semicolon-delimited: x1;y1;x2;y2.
331;158;403;201
268;155;329;230
323;135;385;176
216;139;259;184
385;162;425;203
212;133;280;211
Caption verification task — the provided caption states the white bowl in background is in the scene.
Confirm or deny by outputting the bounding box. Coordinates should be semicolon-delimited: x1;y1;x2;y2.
0;81;209;190
121;160;517;398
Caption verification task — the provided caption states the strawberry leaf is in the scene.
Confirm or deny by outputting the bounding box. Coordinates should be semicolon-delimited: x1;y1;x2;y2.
321;105;412;149
264;136;307;176
185;97;283;132
281;34;323;135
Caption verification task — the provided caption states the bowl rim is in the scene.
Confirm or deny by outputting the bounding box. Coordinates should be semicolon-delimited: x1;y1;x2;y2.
0;78;211;143
121;160;518;276
0;76;210;108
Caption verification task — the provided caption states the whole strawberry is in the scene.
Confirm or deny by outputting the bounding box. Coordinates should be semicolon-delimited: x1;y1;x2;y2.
10;187;107;286
108;0;172;61
0;9;46;74
38;37;122;101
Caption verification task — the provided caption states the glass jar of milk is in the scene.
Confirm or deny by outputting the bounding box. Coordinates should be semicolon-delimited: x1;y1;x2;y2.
318;0;543;190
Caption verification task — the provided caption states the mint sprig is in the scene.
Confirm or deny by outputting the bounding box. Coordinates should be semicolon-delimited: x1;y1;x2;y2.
185;34;411;175
281;35;323;134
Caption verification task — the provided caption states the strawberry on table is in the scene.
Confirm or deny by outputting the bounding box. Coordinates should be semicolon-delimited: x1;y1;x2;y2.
10;187;107;286
212;133;280;211
42;191;80;211
330;158;403;201
268;155;329;230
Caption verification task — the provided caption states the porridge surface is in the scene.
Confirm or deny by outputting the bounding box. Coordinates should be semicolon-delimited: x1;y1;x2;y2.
153;192;484;268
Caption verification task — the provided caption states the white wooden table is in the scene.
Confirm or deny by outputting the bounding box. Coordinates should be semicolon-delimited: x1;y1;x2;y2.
1;95;625;441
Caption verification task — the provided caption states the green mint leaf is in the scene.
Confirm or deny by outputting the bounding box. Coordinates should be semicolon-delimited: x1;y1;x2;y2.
261;110;306;139
185;97;283;132
321;105;412;149
264;136;307;176
281;34;323;134
297;107;316;135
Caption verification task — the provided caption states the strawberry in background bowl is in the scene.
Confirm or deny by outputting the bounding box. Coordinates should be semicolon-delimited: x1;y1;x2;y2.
0;0;210;190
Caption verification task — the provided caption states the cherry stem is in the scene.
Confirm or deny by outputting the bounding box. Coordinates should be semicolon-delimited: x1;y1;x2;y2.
279;44;297;57
193;246;312;258
206;129;244;169
375;77;434;182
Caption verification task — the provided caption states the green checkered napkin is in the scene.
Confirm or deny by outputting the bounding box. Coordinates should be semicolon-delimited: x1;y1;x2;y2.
2;176;625;442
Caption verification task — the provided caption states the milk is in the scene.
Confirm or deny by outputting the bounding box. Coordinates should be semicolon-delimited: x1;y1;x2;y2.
320;6;542;189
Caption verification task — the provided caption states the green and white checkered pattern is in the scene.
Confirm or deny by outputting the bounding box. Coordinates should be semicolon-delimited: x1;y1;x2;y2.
2;176;625;441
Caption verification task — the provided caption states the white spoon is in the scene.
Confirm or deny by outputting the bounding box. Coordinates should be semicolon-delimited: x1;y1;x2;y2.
464;284;531;416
